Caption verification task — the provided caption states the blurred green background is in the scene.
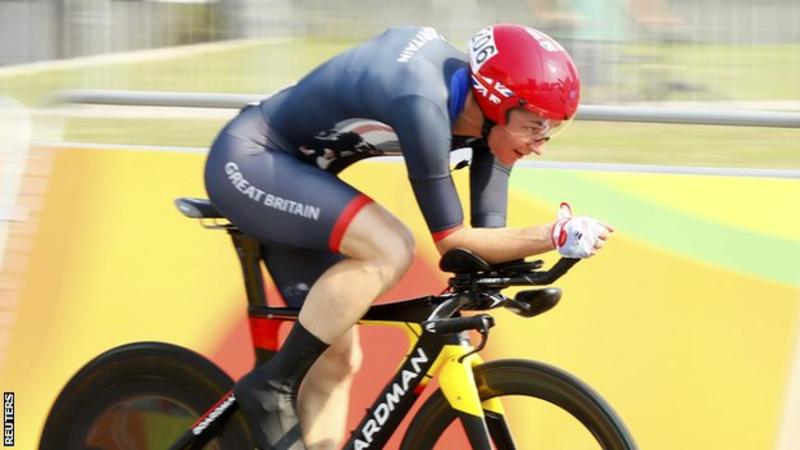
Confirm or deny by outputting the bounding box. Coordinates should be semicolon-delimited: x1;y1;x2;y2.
1;0;799;168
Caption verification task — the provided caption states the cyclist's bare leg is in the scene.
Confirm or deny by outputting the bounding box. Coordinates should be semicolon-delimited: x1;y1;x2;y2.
293;202;413;447
298;201;415;342
298;328;362;450
235;202;414;449
299;203;414;450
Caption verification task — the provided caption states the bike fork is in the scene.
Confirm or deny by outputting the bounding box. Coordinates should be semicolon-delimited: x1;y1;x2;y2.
455;382;517;449
438;339;516;450
454;386;517;449
458;411;493;450
485;409;516;449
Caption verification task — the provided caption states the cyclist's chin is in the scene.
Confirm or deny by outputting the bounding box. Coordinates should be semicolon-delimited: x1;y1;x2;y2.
490;147;520;166
489;147;520;166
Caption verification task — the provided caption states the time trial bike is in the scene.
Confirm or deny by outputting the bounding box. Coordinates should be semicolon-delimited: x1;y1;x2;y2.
39;196;637;450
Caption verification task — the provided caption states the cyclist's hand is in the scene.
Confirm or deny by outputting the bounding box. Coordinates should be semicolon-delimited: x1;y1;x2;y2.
550;202;614;259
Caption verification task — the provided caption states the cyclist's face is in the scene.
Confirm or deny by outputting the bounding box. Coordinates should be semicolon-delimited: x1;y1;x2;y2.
488;108;563;165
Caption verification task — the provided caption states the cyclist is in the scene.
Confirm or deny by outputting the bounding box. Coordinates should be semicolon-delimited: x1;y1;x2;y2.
204;23;613;450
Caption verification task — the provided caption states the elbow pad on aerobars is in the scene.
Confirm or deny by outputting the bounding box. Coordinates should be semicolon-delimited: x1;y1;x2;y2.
550;202;607;259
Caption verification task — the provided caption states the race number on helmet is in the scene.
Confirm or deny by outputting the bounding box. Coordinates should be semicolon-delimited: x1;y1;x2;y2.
468;24;581;126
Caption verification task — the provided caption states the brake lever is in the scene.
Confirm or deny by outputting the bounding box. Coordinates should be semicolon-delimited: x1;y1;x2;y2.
457;315;494;363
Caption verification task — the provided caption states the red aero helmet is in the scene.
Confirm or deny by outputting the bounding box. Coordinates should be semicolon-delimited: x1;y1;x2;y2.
469;24;581;125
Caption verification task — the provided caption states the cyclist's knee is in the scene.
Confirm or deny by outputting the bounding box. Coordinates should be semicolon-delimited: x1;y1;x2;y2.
340;203;415;283
378;226;415;284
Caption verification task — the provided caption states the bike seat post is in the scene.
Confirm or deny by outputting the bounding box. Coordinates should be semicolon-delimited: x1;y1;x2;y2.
227;229;268;307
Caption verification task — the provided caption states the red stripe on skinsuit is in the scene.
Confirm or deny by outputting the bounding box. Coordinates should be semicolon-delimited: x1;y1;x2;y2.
329;194;374;252
432;224;463;243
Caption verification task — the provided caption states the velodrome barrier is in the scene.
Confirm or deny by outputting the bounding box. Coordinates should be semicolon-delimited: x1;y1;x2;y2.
52;89;800;128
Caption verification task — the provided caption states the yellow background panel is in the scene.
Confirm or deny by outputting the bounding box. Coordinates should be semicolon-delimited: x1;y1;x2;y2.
1;146;797;450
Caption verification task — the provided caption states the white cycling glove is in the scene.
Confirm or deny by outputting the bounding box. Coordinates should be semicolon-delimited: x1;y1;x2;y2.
550;202;612;259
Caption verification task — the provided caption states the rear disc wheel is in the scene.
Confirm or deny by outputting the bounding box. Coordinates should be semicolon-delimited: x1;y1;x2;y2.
39;342;253;450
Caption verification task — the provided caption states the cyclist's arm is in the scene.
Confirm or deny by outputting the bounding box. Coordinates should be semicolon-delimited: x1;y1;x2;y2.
435;223;557;264
384;95;466;241
443;142;554;263
384;94;558;263
469;142;510;228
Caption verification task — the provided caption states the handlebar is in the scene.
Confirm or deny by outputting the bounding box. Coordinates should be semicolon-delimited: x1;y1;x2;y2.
448;257;581;290
479;257;579;286
422;314;495;335
428;251;581;333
